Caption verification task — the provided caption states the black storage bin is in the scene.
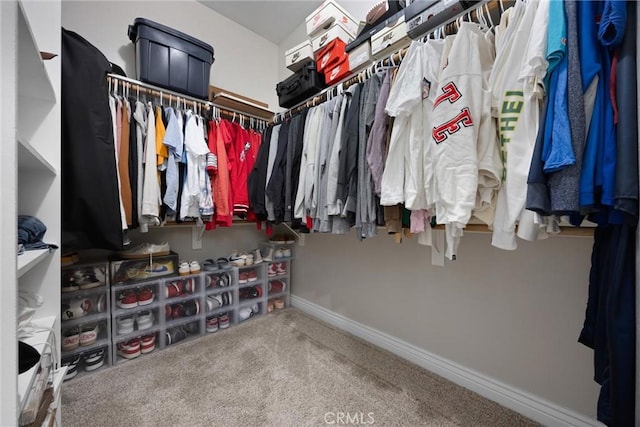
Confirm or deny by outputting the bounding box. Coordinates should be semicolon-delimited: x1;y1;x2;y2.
276;61;327;109
128;18;215;99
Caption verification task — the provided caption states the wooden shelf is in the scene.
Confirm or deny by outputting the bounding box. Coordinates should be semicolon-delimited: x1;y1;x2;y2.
17;2;55;103
17;249;52;278
18;139;57;175
432;224;595;237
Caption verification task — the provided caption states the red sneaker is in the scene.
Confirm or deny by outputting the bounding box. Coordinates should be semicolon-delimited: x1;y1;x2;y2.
247;270;258;282
117;291;138;309
140;334;156;354
137;288;154;306
239;272;249;284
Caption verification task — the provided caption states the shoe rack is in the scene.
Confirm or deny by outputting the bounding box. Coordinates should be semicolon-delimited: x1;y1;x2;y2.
58;252;292;370
61;262;111;380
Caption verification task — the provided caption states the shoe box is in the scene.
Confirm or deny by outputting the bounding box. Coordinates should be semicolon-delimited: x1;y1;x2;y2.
348;41;372;74
285;39;314;72
61;261;112;379
109;251;179;285
370;13;409;60
112;279;163;345
311;20;357;54
306;0;359;39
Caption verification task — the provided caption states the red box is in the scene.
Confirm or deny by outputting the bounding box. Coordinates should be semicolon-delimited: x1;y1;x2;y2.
324;54;350;85
315;38;347;73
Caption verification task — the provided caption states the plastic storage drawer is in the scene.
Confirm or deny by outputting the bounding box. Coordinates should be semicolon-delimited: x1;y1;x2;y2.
128;17;215;99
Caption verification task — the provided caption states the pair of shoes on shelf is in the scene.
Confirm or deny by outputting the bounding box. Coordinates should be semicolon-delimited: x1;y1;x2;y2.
269;298;286;311
239;286;262;300
61;297;93;321
117;288;154;309
238;270;258;284
178;260;201;275
165;300;201;320
205;313;230;331
205;271;231;288
124;259;174;280
62;355;81;380
119;242;170;259
229;250;254;267
117;311;154;335
165;278;196;298
84;347;106;372
165;323;197;345
238;304;260;321
206;292;232;311
267;262;287;277
62;323;99;351
268;280;286;294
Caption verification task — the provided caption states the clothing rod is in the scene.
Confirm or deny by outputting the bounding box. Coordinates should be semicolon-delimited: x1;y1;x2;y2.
275;0;498;121
106;73;271;124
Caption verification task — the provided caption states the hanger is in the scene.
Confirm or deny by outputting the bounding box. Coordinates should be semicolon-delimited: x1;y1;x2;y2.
484;2;494;29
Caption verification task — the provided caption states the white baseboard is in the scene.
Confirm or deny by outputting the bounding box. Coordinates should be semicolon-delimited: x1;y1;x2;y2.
291;295;601;427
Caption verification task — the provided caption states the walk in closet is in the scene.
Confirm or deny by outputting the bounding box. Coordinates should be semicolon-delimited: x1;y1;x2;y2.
1;0;638;425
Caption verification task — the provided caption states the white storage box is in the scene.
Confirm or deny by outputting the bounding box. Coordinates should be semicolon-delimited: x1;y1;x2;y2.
312;20;356;53
348;41;371;73
306;0;359;38
285;40;314;72
371;15;409;59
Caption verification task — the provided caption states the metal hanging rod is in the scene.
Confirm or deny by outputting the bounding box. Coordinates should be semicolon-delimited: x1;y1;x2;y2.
106;73;271;127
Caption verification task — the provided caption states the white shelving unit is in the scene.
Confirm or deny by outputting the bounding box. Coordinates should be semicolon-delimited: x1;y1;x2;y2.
0;0;61;424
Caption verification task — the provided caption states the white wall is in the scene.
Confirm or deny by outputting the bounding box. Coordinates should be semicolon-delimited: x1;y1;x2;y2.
62;0;279;110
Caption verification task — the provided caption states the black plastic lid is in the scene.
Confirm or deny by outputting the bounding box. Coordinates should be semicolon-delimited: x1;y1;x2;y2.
128;17;214;55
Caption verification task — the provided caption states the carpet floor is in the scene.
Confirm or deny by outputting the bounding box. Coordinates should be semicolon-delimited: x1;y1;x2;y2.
62;308;539;426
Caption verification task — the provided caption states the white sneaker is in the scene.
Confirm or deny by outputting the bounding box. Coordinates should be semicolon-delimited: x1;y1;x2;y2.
263;247;273;262
252;249;263;264
119;242;170;259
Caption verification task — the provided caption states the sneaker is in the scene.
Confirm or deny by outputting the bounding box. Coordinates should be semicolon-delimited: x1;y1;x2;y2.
137;310;154;330
79;323;99;346
178;261;190;276
189;260;201;274
274;248;284;259
274;299;285;310
117;316;135;335
206;316;219;333
267;264;278;277
140;334;156;354
182;300;200;317
229;251;245;267
218;314;230;329
263;247;274;262
276;262;287;276
117;291;138;309
62;355;81;381
117;339;141;359
238;306;253;321
252;249;263;264
78;273;102;290
119;242;170;259
143;260;174;278
217;257;232;270
165;281;183;299
268;300;274;313
219;272;231;287
239;272;249;284
207;294;223;311
96;294;107;313
61;298;91;321
281;247;292;258
244;253;254;266
62;327;80;352
247;270;258;282
137;288;154;305
183;278;196;294
202;259;219;272
269;280;286;294
83;348;105;372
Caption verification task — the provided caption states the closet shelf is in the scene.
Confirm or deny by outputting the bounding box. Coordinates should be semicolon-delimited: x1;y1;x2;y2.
17;2;56;103
18;249;53;278
18;316;56;416
18;139;57;175
432;224;595;237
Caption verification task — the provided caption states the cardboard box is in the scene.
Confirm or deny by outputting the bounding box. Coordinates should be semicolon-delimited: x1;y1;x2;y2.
306;0;359;38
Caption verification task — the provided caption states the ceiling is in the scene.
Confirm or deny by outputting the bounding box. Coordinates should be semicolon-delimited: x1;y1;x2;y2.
199;1;323;45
